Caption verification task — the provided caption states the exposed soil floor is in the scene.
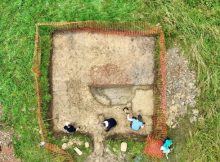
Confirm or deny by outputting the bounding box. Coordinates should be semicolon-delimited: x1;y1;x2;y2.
51;31;155;161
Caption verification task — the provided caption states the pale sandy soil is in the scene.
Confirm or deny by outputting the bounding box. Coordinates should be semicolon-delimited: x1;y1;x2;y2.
51;31;155;161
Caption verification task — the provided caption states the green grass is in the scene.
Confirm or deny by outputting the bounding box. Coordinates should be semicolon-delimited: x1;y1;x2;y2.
0;0;220;161
106;139;152;162
49;134;93;162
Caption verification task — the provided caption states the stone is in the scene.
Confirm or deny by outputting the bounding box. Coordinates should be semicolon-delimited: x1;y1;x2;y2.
67;140;74;146
190;116;197;123
61;136;68;142
85;142;90;148
120;142;127;152
169;105;178;114
192;109;199;116
62;143;68;150
171;122;178;128
132;89;154;116
74;147;82;156
105;147;111;154
69;139;82;146
166;117;173;127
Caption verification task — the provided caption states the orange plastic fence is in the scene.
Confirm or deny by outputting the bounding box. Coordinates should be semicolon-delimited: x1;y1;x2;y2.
32;21;167;161
144;135;164;158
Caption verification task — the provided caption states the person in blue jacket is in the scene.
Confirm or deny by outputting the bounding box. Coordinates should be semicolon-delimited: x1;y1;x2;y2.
127;113;145;131
160;137;173;159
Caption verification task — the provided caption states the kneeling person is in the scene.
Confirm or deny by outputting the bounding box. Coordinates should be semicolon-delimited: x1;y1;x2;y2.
103;118;117;132
160;137;173;159
127;114;145;131
63;122;80;134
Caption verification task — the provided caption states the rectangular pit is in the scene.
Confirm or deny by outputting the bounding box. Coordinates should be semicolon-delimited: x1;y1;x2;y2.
51;31;155;139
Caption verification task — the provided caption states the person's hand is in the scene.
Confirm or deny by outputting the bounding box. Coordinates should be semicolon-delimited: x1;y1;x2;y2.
127;114;132;121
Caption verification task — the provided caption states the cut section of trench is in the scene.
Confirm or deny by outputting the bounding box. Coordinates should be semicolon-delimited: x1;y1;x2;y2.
90;85;152;106
50;31;156;161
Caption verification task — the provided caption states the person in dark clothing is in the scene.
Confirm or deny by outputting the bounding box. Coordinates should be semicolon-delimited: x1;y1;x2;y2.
103;118;117;132
63;122;80;134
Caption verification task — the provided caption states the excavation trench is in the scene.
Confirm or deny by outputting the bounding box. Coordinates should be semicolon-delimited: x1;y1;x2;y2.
50;31;156;161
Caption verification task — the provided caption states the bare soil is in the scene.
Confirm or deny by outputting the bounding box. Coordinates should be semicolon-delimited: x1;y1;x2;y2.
51;31;156;161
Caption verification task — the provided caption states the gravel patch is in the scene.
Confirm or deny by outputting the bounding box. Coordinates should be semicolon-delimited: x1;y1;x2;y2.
0;106;20;162
166;48;200;128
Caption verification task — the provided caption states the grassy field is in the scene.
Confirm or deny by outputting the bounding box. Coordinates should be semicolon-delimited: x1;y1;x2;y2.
0;0;220;161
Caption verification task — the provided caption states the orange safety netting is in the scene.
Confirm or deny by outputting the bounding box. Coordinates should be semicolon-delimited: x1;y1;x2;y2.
32;21;167;161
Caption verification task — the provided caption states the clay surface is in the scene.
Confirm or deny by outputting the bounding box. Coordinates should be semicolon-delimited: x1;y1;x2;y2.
132;89;154;116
